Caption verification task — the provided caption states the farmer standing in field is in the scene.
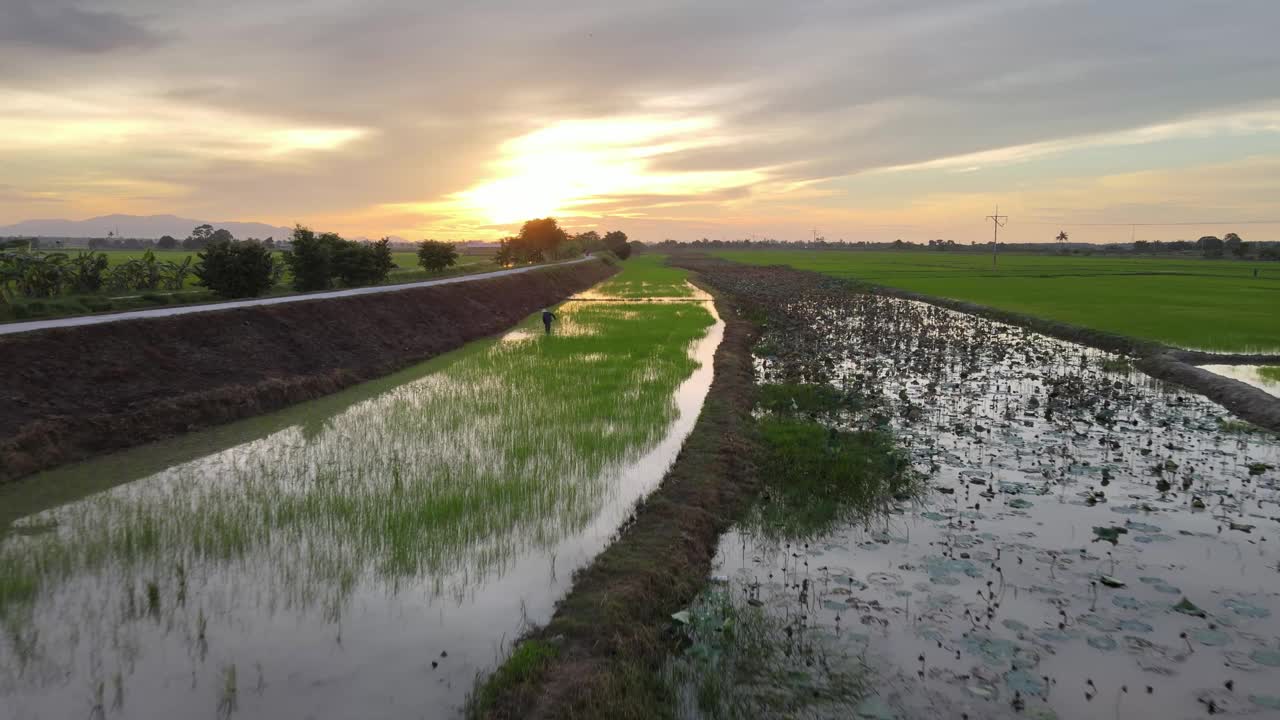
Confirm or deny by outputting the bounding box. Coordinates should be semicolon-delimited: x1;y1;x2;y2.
542;308;557;335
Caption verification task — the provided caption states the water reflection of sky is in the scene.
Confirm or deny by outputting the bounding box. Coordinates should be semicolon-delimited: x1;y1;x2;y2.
718;296;1280;720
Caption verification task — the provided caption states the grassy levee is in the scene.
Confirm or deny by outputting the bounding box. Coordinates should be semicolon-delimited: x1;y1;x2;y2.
711;250;1280;352
469;267;761;719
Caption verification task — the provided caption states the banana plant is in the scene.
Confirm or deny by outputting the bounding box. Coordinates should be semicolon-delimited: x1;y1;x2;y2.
160;256;193;290
67;251;110;293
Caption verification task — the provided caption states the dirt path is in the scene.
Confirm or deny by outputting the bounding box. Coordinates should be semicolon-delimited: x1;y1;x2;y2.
0;260;614;483
0;258;592;337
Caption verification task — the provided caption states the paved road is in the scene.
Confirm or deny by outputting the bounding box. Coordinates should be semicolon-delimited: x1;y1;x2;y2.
0;257;594;337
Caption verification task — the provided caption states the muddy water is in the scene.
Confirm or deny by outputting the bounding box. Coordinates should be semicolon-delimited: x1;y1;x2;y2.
715;298;1280;719
1201;365;1280;400
0;291;722;720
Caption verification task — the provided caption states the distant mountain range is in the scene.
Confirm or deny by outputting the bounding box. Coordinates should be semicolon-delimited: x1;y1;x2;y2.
0;214;295;240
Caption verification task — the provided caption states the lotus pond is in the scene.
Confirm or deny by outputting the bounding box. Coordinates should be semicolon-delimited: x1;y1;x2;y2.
676;277;1280;719
0;266;720;719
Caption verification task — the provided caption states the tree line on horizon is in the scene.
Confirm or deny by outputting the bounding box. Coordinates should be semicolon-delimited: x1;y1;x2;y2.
642;232;1279;259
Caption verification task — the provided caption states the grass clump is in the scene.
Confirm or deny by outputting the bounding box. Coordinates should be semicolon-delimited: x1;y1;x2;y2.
665;590;863;718
745;382;918;540
1098;356;1134;373
750;416;915;540
755;382;863;418
470;640;560;715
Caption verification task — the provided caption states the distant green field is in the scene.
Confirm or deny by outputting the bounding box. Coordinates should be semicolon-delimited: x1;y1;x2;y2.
711;250;1280;352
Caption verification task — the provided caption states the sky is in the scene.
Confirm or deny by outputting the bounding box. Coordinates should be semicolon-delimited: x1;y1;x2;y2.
2;0;1279;244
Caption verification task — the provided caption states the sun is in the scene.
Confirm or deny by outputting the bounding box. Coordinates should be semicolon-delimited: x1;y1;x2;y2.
451;115;763;227
456;168;581;225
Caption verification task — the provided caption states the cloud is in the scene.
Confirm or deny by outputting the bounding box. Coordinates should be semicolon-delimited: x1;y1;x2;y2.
1;0;1278;240
0;1;157;53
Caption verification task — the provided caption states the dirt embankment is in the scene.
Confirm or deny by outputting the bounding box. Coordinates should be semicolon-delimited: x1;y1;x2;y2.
472;274;760;720
0;261;616;483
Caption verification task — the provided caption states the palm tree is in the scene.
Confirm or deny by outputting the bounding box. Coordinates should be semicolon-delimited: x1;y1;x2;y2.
1055;231;1069;244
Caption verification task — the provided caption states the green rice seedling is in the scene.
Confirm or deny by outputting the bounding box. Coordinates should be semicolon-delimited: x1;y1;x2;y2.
591;254;696;298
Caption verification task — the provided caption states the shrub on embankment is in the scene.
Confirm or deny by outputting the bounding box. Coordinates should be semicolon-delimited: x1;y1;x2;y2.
0;259;616;483
194;239;278;298
282;226;396;291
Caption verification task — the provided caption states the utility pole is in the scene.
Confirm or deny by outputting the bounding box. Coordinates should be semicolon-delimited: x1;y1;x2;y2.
986;205;1007;270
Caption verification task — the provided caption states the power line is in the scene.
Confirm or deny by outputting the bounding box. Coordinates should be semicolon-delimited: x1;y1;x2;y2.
985;205;1007;269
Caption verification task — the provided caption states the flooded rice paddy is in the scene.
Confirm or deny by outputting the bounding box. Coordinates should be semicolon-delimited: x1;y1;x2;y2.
0;281;720;719
710;293;1280;719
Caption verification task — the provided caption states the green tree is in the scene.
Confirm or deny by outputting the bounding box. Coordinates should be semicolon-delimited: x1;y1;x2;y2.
282;225;337;291
1056;230;1069;244
573;230;604;253
195;240;276;298
603;230;630;259
332;238;392;286
417;240;459;272
1198;235;1224;259
183;224;214;250
514;218;567;262
494;237;516;266
156;235;178;250
1224;232;1245;257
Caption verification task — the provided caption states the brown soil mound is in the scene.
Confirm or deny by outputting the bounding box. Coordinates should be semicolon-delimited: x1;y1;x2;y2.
0;261;616;483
